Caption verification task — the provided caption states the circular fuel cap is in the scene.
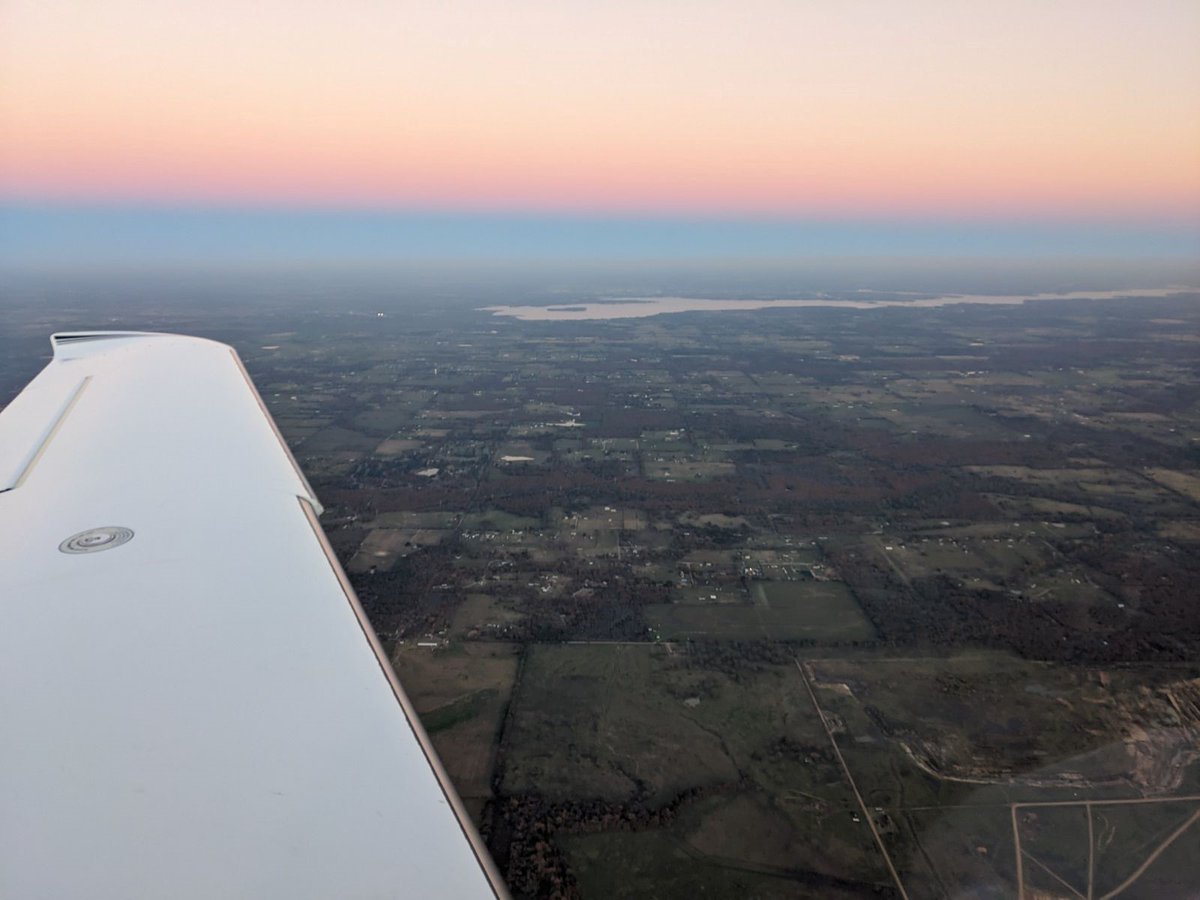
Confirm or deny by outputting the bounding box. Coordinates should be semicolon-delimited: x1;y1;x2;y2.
59;526;135;554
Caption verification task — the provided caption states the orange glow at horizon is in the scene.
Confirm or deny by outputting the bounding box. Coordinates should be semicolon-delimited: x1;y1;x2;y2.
2;0;1198;221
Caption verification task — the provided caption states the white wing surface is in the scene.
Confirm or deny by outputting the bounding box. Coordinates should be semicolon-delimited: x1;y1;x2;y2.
0;332;506;899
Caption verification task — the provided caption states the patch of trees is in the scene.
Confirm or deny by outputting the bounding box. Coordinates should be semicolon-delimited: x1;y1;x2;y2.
751;735;833;768
487;782;746;899
847;432;1065;469
343;456;432;489
688;410;841;455
349;540;464;638
828;545;1200;665
479;471;610;517
509;577;671;642
321;485;477;514
324;522;368;561
595;407;687;437
684;640;795;681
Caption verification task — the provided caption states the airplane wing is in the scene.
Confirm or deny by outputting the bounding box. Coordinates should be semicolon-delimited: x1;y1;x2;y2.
0;332;507;899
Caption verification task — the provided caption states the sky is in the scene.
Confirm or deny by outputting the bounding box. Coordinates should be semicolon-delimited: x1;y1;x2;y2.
1;0;1198;262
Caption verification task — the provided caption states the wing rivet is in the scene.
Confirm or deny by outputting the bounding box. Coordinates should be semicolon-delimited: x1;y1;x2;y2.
59;527;134;554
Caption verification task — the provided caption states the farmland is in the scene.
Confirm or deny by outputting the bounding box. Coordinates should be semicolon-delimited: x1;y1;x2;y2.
3;266;1199;897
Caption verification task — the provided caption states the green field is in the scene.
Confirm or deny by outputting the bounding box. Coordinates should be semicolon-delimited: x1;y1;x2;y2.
501;644;743;802
501;643;888;888
392;643;521;819
645;581;875;641
562;827;875;900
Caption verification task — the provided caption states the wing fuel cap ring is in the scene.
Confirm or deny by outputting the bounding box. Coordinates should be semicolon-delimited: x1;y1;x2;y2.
59;526;134;554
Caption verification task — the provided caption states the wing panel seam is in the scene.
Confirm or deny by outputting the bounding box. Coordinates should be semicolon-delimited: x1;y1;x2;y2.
7;375;92;491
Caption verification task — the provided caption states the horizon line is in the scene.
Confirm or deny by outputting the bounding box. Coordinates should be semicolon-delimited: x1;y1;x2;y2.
3;203;1197;263
4;197;1200;230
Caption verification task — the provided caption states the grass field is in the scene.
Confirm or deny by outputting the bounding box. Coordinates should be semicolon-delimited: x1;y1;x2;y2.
1086;799;1200;897
374;437;425;455
891;803;1018;898
346;527;448;572
392;642;521;820
449;593;524;638
1146;467;1200;502
460;509;541;531
643;457;736;480
645;581;875;642
562;827;875;900
503;643;888;889
501;644;742;802
500;643;864;802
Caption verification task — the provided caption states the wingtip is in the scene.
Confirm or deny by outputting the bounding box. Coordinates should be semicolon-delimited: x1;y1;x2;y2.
50;332;234;360
50;332;160;358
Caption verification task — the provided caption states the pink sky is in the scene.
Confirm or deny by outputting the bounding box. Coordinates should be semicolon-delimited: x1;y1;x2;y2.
2;0;1198;220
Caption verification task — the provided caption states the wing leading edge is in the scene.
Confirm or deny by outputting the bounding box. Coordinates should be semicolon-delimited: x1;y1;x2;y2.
0;332;506;899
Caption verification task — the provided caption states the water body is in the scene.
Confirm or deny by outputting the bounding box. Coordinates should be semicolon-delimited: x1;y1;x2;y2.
482;287;1196;321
